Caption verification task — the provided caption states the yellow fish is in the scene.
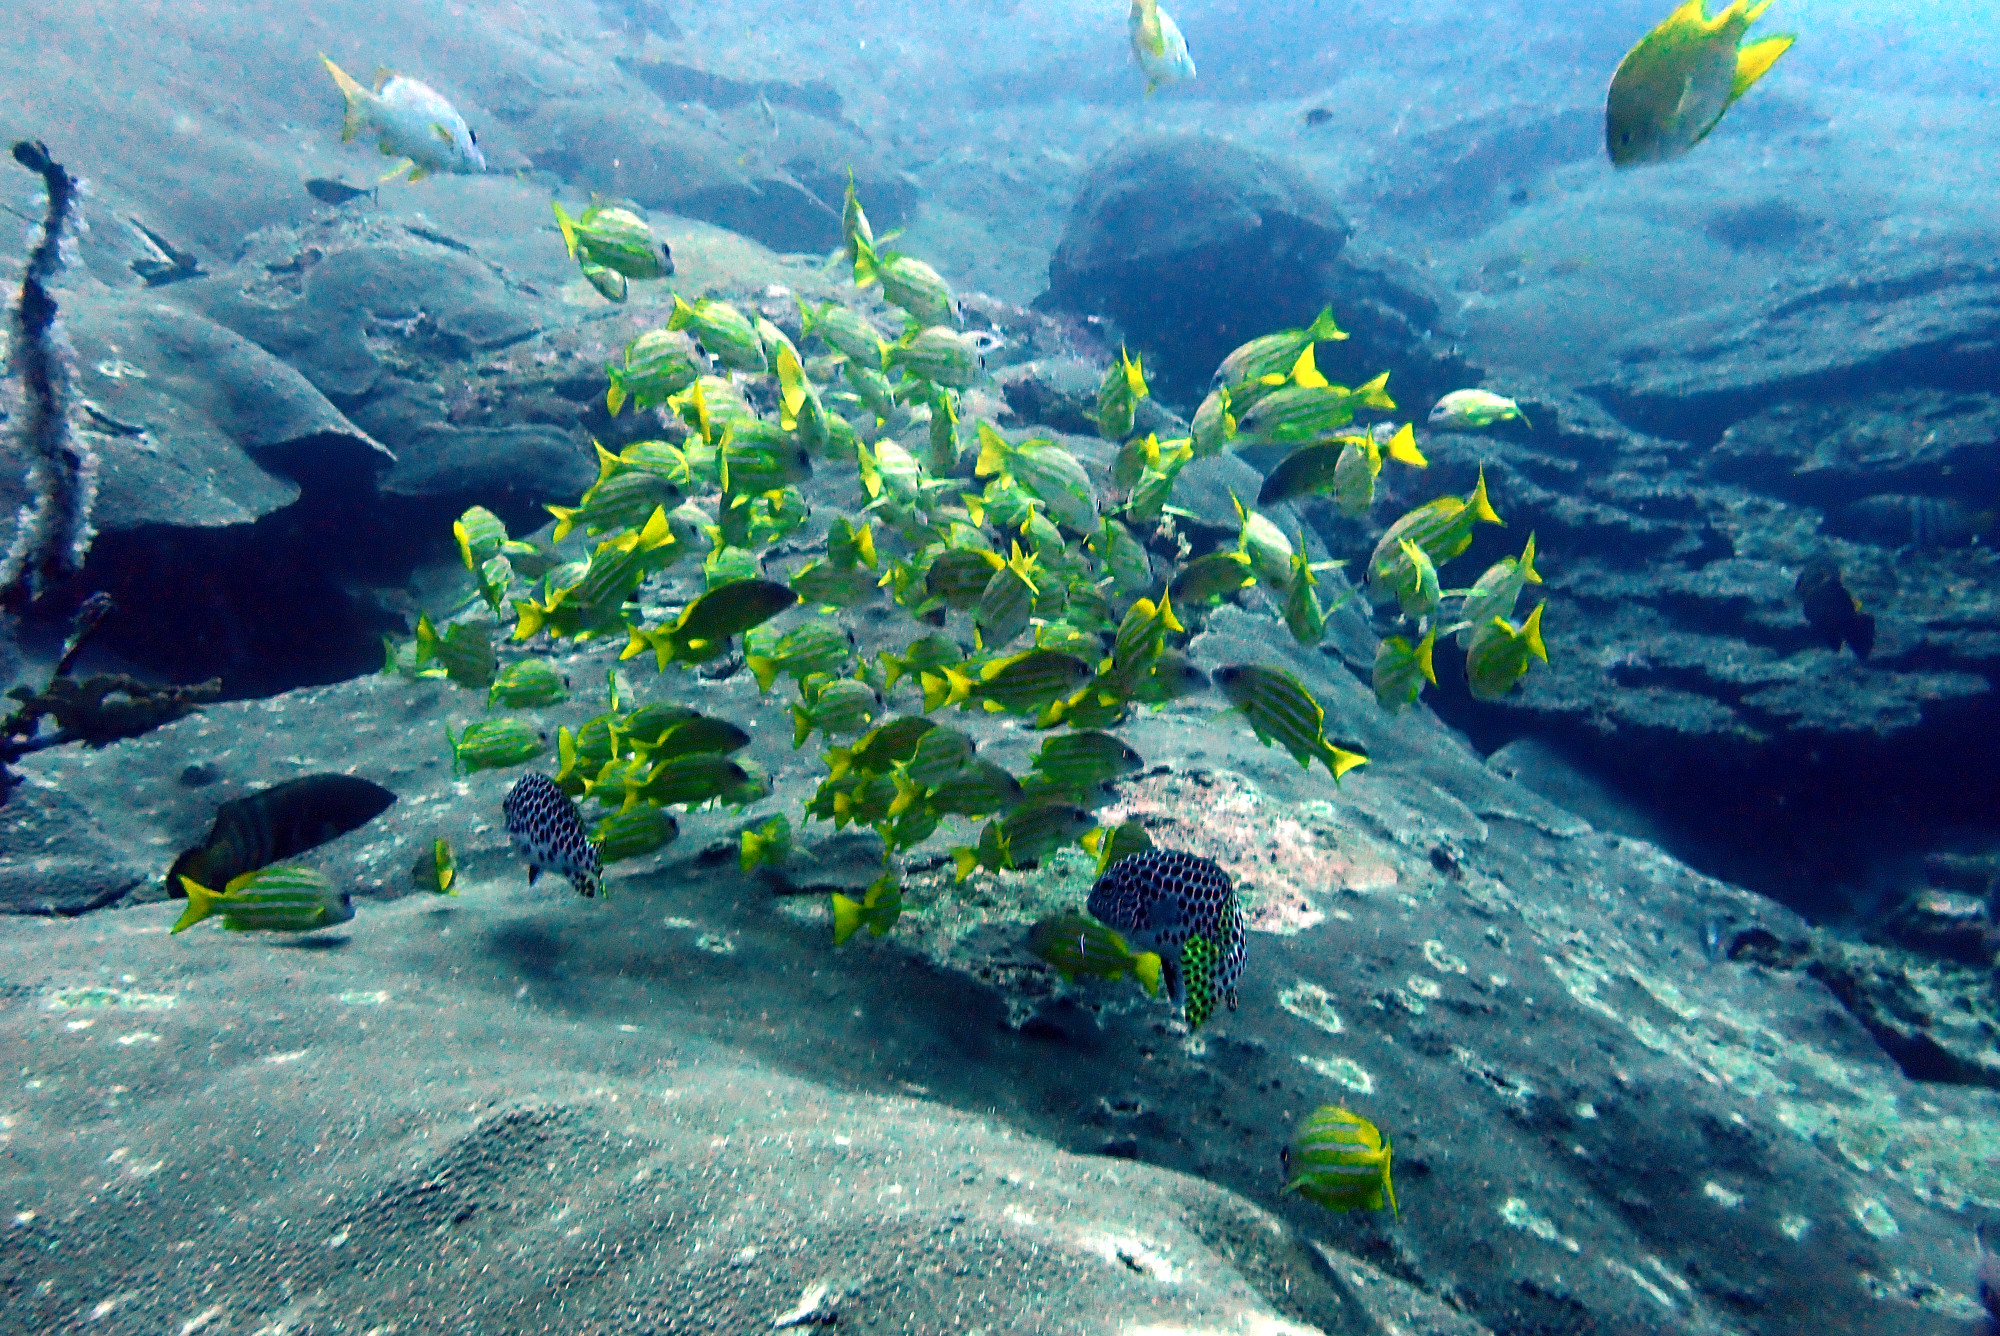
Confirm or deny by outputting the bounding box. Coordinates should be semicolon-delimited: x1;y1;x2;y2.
1606;2;1794;168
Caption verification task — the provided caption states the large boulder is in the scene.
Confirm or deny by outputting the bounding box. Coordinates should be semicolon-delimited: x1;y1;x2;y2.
1040;134;1354;395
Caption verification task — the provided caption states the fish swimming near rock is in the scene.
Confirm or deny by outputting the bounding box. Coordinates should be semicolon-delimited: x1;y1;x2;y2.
1129;0;1197;94
1840;494;1993;551
1605;1;1794;168
1795;557;1874;660
410;837;457;894
172;864;354;935
1976;1223;1999;1334
320;55;486;182
1428;389;1529;431
1086;849;1245;1028
1281;1105;1398;1216
304;177;376;206
503;773;602;898
165;774;397;899
1028;912;1163;995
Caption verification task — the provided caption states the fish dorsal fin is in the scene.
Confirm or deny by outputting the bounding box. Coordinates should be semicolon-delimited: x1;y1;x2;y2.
372;67;395;91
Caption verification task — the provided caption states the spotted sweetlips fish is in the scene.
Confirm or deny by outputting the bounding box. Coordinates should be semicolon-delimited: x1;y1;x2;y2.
503;773;602;897
1086;849;1245;1028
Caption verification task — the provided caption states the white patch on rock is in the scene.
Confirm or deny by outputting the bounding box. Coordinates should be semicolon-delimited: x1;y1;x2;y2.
1276;981;1343;1034
1297;1053;1374;1094
1500;1197;1580;1252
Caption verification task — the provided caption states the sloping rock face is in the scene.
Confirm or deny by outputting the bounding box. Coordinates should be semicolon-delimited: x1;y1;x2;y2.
1309;378;2000;917
1368;104;1601;239
509;57;914;256
0;906;1385;1336
1588;246;2000;446
1362;233;2000;924
48;293;404;693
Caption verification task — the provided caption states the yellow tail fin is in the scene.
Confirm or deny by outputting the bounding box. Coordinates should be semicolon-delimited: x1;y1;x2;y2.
1518;533;1541;584
1132;951;1163;998
1468;467;1504;526
1387;422;1427;468
830;893;863;945
1522;602;1549;663
974;422;1011;479
1325;745;1369;781
1731;34;1795;102
551;201;580;259
172;878;219;934
851;234;880;287
320;55;369;143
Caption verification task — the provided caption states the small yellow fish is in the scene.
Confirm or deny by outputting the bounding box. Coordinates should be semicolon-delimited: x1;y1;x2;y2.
1282;1106;1398;1216
409;837;457;894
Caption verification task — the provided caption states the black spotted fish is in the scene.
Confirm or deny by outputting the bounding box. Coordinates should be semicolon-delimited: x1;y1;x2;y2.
503;773;602;898
1086;849;1245;1028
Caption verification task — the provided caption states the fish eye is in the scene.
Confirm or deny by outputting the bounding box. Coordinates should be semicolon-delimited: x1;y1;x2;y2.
469;129;479;145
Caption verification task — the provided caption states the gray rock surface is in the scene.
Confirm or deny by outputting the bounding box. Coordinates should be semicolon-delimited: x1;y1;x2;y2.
0;902;1384;1336
65;294;391;530
0;590;1988;1336
0;781;148;915
1590;247;2000;445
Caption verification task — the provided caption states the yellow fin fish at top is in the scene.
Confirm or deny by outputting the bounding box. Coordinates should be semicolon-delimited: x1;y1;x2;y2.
1606;0;1794;168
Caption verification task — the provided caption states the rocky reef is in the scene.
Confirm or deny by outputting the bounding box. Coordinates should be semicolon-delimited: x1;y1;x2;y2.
1;6;1997;1336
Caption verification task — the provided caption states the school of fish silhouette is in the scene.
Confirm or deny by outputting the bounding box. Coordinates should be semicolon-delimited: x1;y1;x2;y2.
385;179;1554;966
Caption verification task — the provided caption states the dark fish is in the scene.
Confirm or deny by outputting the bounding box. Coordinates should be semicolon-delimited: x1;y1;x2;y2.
1302;108;1333;127
1795;558;1874;660
165;775;397;899
1087;849;1245;1028
1840;494;1991;551
503;772;602;898
1978;1223;1999;1334
127;218;203;286
305;177;377;206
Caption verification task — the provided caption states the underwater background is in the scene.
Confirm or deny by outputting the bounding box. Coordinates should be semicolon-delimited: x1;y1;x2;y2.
2;2;1998;1333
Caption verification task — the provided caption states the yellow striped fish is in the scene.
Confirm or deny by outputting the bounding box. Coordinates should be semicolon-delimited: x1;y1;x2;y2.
173;865;353;935
1282;1106;1397;1216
